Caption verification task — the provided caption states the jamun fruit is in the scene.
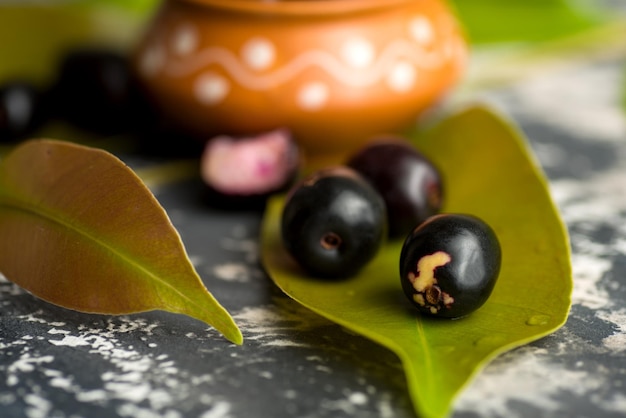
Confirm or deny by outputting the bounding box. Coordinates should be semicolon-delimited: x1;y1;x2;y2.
0;81;47;142
51;48;148;134
347;138;443;239
281;166;387;279
400;214;501;318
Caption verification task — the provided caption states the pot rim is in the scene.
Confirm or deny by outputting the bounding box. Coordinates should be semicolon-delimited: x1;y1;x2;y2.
175;0;422;17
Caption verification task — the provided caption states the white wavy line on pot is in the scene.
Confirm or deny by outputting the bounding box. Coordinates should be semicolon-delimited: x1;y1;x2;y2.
165;37;458;90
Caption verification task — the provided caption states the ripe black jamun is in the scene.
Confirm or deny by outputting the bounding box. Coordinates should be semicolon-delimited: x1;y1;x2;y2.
399;214;501;318
51;48;149;134
281;166;387;279
0;81;47;142
347;137;443;239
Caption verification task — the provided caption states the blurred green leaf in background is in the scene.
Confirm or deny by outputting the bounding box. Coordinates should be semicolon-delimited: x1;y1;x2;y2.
0;0;160;84
449;0;605;44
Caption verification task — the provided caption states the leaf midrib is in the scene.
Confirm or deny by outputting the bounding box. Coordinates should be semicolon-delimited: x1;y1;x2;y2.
414;317;436;408
0;192;209;316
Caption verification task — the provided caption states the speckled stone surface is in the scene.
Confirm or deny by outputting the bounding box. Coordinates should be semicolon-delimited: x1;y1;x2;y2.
2;56;626;418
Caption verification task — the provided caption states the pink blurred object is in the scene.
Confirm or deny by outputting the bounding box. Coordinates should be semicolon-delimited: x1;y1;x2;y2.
201;129;299;196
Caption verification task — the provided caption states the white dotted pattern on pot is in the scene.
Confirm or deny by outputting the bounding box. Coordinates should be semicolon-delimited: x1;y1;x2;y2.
139;15;464;112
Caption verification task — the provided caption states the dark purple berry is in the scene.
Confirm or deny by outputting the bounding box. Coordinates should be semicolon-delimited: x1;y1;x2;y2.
281;166;387;278
347;137;443;239
0;81;47;142
400;214;501;318
51;48;149;134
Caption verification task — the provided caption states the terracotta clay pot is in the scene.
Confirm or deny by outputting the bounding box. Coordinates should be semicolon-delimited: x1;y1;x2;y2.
133;0;466;163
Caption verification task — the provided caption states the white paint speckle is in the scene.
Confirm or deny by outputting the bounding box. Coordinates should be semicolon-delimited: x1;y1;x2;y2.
76;389;108;403
597;309;626;352
118;403;182;418
24;393;52;418
349;391;368;406
602;330;626;352
259;371;273;379
233;304;329;348
48;335;90;347
570;253;612;310
199;401;232;418
47;373;73;390
315;365;333;374
105;382;151;402
213;263;252;283
220;237;258;263
188;255;203;268
604;393;626;413
0;314;198;415
0;392;17;405
376;393;396;418
457;347;604;416
7;354;54;385
47;328;70;335
321;391;371;415
230;225;249;239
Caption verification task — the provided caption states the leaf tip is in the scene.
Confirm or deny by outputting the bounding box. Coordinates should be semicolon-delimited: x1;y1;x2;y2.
227;327;244;346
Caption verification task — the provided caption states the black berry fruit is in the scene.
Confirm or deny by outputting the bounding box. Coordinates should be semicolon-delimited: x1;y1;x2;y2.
400;214;501;318
0;81;47;142
51;48;149;134
281;166;387;278
347;138;443;239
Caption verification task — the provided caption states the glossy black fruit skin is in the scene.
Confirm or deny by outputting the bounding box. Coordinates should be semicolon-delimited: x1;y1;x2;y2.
347;138;443;239
51;48;150;134
0;82;47;142
281;167;387;279
400;214;501;318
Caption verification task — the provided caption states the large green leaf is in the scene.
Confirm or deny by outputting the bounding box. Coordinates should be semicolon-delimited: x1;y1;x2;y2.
261;105;572;418
0;139;242;345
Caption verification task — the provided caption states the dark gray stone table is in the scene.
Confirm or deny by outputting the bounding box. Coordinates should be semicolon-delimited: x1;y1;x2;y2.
2;54;626;418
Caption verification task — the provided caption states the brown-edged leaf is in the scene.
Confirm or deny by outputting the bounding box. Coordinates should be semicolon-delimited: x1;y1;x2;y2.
0;139;242;345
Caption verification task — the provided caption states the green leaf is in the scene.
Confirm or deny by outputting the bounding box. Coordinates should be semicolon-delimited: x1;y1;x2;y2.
449;0;602;44
0;139;243;345
71;0;160;15
0;2;158;85
260;105;572;417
